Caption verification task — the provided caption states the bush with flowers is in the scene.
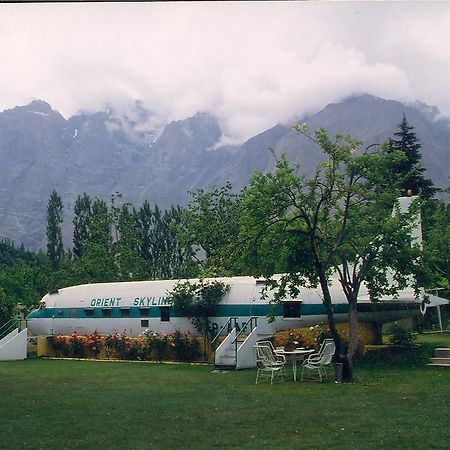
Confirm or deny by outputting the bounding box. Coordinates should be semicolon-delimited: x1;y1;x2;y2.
84;331;102;357
103;332;131;359
48;331;100;358
171;330;201;361
274;322;377;352
68;331;85;357
140;329;202;361
48;334;70;357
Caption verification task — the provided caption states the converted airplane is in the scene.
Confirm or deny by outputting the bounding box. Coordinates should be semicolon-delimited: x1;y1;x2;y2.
25;196;447;368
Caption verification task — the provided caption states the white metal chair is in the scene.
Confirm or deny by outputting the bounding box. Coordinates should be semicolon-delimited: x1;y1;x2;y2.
300;340;336;381
257;340;285;363
254;343;286;384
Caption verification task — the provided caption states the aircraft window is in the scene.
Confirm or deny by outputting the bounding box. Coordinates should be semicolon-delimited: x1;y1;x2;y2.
120;308;130;318
141;319;149;328
283;301;302;318
139;308;150;317
102;308;112;318
159;306;170;322
84;308;95;317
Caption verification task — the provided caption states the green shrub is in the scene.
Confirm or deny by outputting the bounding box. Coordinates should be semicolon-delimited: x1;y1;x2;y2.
389;324;416;346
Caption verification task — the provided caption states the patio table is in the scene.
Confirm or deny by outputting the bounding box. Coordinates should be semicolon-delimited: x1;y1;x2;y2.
276;348;315;381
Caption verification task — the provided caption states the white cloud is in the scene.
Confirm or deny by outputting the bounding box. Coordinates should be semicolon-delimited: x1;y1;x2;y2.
0;2;450;142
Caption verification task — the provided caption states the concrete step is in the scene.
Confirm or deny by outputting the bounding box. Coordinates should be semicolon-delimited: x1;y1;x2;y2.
217;355;236;364
214;364;235;371
429;357;450;365
434;348;450;358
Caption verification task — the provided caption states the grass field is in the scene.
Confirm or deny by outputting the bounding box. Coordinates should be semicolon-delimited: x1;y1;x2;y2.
1;334;449;450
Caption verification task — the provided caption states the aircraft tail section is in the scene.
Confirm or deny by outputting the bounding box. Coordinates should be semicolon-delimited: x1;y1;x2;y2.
425;293;449;308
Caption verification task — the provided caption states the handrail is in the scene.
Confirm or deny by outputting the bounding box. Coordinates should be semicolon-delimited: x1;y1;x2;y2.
0;319;20;341
231;316;258;345
211;317;239;345
232;316;258;369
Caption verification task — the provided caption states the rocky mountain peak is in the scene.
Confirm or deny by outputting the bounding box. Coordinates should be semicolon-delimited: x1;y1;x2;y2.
26;100;54;114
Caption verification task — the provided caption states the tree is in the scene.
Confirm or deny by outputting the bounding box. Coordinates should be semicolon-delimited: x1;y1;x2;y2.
0;266;48;323
114;203;147;281
236;126;422;381
46;190;65;270
73;193;92;259
387;115;436;198
71;197;117;284
424;199;450;293
182;183;243;276
167;279;230;357
136;202;195;279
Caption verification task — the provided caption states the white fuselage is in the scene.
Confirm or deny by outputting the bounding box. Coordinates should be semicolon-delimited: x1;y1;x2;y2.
26;275;420;337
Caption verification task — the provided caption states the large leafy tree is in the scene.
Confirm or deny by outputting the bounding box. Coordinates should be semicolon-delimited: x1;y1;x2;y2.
46;190;65;270
236;126;423;381
387;115;436;198
424;200;450;294
0;265;48;323
182;183;243;276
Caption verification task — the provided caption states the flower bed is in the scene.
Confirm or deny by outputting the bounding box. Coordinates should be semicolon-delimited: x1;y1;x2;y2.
47;330;203;362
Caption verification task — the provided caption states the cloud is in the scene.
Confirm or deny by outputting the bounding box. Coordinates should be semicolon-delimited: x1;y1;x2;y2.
1;2;450;142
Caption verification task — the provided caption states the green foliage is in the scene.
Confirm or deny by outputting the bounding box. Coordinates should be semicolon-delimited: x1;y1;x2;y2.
133;201;195;279
233;125;425;380
0;287;14;325
182;183;243;274
388;323;416;346
72;193;92;259
46;190;65;269
386;115;436;198
0;266;47;322
168;279;230;338
360;343;429;367
423;199;450;290
0;239;46;268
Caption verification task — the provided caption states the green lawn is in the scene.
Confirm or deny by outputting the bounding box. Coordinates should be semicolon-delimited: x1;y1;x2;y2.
1;334;449;450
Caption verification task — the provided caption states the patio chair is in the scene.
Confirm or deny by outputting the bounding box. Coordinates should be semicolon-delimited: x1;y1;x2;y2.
306;339;334;362
300;340;336;382
256;340;285;363
254;343;286;384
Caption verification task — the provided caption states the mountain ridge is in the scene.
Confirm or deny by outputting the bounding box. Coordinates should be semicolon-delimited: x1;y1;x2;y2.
0;94;448;250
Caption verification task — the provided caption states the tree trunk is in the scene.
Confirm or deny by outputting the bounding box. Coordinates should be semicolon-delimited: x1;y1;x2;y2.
343;299;360;382
317;270;344;361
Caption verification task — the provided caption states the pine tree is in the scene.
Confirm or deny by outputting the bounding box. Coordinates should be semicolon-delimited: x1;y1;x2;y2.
46;190;64;269
388;115;436;198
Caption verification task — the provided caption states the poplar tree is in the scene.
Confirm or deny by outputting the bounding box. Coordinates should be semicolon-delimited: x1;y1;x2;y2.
46;190;64;269
73;193;92;259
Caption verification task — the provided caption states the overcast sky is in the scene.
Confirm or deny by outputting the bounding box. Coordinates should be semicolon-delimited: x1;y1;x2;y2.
1;1;450;143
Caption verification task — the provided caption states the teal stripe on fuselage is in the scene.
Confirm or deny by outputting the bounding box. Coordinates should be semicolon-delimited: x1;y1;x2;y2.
26;303;349;320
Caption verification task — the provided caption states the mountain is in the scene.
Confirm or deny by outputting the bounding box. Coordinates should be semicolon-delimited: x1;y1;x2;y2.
211;94;450;191
0;94;448;251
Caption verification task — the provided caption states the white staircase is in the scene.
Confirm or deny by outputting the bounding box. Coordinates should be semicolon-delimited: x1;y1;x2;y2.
214;317;275;370
0;328;28;360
